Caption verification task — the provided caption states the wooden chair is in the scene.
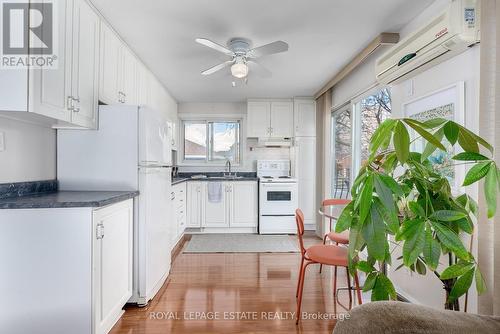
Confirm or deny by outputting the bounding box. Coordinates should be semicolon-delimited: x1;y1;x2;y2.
295;209;362;325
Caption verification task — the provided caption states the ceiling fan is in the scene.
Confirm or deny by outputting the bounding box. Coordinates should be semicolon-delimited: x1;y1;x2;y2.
195;37;289;80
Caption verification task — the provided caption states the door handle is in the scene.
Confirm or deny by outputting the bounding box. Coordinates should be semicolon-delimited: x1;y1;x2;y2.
67;96;74;111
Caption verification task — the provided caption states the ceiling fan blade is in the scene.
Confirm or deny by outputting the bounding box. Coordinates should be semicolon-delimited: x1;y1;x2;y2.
195;38;234;56
247;41;288;58
201;60;234;75
247;60;272;78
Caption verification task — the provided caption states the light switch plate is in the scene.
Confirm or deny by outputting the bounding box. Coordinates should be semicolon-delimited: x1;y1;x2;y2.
0;132;5;151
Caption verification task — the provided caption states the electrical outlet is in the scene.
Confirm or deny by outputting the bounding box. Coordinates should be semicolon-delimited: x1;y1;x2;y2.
0;132;5;152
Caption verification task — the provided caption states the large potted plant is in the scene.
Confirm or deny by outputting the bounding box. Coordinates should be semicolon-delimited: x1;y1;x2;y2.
336;118;499;310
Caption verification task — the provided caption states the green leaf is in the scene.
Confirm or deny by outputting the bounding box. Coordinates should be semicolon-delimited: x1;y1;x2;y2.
423;118;448;129
458;129;479;153
443;122;459;145
429;210;467;222
396;218;423;241
440;262;474;280
485;165;497;218
394;121;410;163
449;268;475;302
452;152;490;161
456;218;473;234
335;202;354;233
463;162;492;186
423;226;441;271
458;125;494;154
370;119;396;158
431;221;470;261
404;119;446;151
403;219;425;266
409;201;426;217
374;175;395;211
378;173;404;196
497;167;500;191
348;219;364;259
363;272;377;292
415;258;427;275
374;199;399;234
356;261;375;273
356;174;374;224
362;206;387;261
377;273;397;300
475;266;486;294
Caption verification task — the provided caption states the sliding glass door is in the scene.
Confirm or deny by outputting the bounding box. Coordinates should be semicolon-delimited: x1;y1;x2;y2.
330;88;392;198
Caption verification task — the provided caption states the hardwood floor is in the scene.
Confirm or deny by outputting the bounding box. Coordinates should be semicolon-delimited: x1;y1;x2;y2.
110;233;362;334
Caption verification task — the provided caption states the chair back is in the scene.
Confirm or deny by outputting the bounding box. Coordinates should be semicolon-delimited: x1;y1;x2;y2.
322;198;351;207
295;209;306;255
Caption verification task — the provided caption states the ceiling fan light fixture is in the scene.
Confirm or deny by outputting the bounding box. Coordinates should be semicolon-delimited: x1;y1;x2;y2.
231;62;248;79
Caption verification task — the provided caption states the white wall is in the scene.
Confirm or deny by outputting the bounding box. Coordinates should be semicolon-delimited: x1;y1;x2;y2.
178;102;291;172
0;118;56;183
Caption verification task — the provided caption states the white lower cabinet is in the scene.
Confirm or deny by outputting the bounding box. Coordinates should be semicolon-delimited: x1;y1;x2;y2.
0;199;133;334
172;182;186;244
93;200;134;334
186;181;257;231
187;181;205;228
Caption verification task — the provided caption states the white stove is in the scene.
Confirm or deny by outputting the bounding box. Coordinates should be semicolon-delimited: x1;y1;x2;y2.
257;160;298;234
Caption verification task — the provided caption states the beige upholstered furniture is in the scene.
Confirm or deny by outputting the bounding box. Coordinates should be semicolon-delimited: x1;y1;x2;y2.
333;301;500;334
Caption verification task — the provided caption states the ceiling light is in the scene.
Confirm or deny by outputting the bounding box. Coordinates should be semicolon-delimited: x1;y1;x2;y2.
231;59;248;78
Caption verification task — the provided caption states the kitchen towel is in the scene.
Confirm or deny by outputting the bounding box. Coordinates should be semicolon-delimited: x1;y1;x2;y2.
207;182;222;203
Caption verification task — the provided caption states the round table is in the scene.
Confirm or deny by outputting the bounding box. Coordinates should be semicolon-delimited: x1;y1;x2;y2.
318;204;348;220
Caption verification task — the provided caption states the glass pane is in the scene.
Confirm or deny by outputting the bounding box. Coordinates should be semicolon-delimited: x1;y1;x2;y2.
267;191;292;201
184;122;207;160
360;88;392;165
209;122;240;162
332;109;352;198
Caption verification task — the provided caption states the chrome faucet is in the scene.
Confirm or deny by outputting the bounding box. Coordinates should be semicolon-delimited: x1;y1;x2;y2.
225;159;232;176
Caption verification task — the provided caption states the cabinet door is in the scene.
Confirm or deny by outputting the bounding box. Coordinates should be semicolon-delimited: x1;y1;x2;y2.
294;99;316;137
99;22;121;104
29;0;73;122
295;137;316;226
93;199;133;334
204;182;229;227
71;0;99;128
230;182;258;227
247;101;271;137
270;101;293;137
120;47;137;105
187;182;203;228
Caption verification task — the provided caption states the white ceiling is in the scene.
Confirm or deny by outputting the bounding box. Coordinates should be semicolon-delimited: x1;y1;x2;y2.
91;0;434;103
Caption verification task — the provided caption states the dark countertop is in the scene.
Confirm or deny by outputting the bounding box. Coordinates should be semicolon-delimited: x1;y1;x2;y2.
171;177;259;185
0;190;139;209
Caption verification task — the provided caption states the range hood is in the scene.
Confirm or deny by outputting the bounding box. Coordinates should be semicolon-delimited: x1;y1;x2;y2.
257;137;292;147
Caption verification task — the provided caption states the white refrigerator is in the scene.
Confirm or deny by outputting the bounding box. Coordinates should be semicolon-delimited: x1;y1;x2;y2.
58;105;173;306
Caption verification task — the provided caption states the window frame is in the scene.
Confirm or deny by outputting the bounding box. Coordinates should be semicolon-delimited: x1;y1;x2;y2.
180;117;243;166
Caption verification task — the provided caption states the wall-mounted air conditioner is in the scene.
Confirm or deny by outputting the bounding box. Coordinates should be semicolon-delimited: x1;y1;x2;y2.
376;0;480;85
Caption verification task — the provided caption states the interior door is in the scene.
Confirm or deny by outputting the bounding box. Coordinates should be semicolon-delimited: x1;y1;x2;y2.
270;101;293;137
29;0;72;122
247;101;270;137
71;0;99;128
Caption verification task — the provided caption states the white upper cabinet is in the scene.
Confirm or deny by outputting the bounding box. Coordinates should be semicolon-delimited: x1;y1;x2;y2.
99;23;138;105
137;63;151;106
247;101;271;138
294;99;316;137
70;0;99;128
29;0;73;123
247;100;293;138
270;101;293;137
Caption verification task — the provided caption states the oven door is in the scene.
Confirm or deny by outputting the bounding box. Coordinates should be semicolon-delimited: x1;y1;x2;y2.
259;182;298;215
